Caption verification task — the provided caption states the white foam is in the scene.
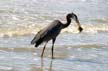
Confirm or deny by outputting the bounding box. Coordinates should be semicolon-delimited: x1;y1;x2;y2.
12;56;26;60
0;66;12;70
69;55;76;58
0;24;107;37
33;58;39;61
33;53;37;55
11;15;19;20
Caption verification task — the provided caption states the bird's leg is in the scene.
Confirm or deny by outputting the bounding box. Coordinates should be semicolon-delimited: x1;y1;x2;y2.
52;38;56;59
41;42;48;58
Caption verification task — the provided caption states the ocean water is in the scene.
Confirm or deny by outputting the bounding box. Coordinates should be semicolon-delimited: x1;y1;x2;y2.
0;0;108;71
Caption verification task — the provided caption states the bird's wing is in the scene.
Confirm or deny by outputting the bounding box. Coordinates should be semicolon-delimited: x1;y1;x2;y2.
31;29;44;44
31;20;61;44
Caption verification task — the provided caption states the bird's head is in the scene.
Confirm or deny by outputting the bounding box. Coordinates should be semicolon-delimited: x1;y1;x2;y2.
71;12;83;32
66;13;73;19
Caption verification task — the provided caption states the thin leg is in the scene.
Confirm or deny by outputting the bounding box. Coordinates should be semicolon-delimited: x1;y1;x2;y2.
41;42;48;58
49;59;53;71
41;58;43;71
52;38;56;59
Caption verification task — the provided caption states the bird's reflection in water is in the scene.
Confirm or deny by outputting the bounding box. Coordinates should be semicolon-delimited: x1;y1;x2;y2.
41;58;53;71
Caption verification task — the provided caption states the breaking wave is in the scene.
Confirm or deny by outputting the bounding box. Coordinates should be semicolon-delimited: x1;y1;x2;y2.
0;23;107;37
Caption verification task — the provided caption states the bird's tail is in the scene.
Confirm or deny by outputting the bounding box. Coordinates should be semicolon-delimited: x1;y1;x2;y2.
35;38;43;47
31;38;43;47
31;34;39;44
31;37;36;44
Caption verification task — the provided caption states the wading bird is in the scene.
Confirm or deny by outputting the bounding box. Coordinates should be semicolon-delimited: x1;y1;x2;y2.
31;12;83;59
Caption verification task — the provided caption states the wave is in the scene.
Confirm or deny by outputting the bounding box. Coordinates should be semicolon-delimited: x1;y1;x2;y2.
0;23;107;37
0;43;107;52
0;66;12;70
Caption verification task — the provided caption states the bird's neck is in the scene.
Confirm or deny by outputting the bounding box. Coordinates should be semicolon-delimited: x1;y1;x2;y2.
62;17;71;29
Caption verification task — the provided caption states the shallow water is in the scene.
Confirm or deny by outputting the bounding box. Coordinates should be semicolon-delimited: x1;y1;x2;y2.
0;44;108;71
0;33;108;71
0;0;108;71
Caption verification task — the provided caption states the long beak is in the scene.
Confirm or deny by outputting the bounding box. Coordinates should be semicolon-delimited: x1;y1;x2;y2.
73;14;83;32
76;19;83;32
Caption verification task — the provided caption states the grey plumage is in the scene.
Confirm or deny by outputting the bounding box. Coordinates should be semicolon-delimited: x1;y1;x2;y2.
31;12;83;59
31;20;62;47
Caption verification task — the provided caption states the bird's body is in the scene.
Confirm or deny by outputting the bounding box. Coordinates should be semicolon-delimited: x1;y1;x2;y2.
31;13;83;59
31;20;62;47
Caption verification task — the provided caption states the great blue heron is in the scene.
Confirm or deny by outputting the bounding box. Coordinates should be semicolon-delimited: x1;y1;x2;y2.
31;12;83;59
